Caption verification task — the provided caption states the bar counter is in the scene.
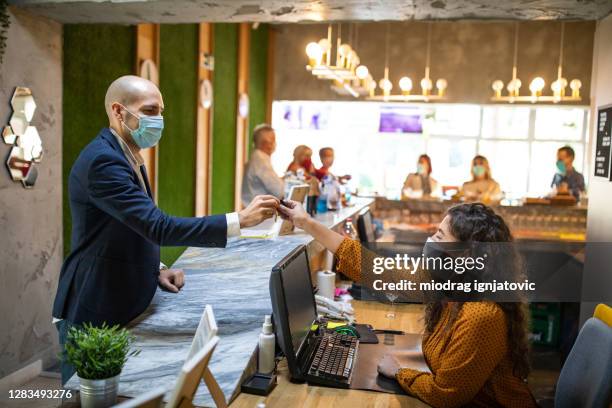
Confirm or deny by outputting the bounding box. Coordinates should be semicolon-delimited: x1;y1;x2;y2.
65;198;374;406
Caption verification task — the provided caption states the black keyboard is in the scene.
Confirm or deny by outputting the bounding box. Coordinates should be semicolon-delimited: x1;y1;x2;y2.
305;331;358;388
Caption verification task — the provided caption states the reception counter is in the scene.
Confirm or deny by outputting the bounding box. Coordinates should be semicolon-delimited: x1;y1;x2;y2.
64;198;374;406
373;197;587;242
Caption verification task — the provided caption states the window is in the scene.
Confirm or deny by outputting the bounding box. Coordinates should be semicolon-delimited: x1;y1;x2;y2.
271;101;590;198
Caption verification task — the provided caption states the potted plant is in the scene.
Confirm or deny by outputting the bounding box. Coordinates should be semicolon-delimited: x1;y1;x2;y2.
65;323;139;408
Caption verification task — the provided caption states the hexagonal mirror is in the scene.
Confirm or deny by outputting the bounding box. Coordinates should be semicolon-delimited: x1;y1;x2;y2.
17;126;43;163
6;145;38;188
9;87;36;136
2;126;16;145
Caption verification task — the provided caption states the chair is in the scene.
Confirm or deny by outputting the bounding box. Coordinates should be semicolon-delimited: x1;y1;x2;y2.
113;387;167;408
593;303;612;327
165;305;227;408
554;317;612;408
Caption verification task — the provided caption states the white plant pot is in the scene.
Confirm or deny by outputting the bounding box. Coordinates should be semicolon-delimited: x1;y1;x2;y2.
78;374;119;408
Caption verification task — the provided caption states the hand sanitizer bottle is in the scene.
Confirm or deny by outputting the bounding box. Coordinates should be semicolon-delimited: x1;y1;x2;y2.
258;315;275;374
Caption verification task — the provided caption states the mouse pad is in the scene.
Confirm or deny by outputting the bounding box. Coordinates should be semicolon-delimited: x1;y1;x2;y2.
350;333;431;394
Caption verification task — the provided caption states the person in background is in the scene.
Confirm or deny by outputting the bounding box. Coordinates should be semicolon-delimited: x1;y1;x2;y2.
241;124;285;206
461;155;502;203
278;200;537;408
402;154;438;198
287;144;315;177
314;147;351;183
54;76;279;384
551;145;585;200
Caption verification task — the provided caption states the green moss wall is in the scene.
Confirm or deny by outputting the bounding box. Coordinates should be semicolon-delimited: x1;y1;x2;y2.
62;25;135;257
248;25;269;152
211;23;238;214
157;24;199;265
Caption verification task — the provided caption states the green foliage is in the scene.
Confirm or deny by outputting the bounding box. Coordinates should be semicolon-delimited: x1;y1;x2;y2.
65;323;140;380
0;0;10;65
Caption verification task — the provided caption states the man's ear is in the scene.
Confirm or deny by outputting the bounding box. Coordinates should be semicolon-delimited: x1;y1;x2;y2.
111;102;123;121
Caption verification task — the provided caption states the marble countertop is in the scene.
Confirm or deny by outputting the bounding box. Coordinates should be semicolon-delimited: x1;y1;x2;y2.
65;198;373;407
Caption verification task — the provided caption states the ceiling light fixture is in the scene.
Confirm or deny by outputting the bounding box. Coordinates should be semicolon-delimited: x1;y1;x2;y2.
491;22;582;104
368;22;447;102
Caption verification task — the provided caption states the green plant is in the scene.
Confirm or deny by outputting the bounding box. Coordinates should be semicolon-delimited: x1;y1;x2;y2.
0;0;9;65
65;323;140;380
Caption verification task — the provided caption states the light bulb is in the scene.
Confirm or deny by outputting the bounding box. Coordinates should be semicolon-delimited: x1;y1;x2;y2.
338;44;352;57
570;79;582;91
399;76;413;92
356;65;369;79
529;77;545;94
492;80;504;92
379;78;393;93
570;79;582;98
306;42;322;60
318;38;330;51
420;77;433;96
436;78;448;95
551;79;563;93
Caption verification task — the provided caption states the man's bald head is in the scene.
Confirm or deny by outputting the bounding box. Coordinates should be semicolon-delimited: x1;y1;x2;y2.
105;75;162;119
253;124;276;156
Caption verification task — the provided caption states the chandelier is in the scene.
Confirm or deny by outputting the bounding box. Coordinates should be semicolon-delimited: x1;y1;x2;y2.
491;22;582;104
368;22;448;102
305;25;357;97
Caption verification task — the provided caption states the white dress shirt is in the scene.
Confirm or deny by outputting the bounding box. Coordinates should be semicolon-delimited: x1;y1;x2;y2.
241;148;285;207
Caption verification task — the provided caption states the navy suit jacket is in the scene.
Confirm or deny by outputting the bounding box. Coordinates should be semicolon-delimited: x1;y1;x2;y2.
53;128;227;326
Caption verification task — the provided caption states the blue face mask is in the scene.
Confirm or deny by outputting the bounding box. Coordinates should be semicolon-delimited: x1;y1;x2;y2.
122;106;164;149
417;163;428;175
472;165;486;177
556;160;567;175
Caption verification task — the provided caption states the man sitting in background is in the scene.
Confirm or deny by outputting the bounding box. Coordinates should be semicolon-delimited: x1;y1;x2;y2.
241;124;285;206
314;147;351;183
551;145;585;200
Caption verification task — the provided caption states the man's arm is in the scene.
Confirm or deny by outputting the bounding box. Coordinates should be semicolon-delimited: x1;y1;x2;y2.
89;153;228;247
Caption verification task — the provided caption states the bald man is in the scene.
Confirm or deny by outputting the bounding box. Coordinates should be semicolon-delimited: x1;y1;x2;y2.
53;76;278;383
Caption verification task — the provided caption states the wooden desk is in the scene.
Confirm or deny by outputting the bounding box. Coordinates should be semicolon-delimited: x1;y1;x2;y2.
231;301;429;408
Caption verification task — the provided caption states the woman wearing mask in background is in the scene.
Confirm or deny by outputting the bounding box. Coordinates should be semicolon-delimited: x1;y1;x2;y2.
461;155;502;204
278;200;536;408
402;154;438;199
287;144;315;178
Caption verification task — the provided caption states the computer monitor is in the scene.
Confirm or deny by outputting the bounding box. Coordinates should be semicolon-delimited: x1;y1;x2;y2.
269;245;318;381
357;207;376;243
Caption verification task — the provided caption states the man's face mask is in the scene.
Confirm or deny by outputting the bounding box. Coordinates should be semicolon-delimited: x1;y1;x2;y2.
121;105;164;149
417;163;428;176
556;160;567;176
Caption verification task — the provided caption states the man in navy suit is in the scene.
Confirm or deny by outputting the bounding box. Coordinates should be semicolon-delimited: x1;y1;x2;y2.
53;75;279;383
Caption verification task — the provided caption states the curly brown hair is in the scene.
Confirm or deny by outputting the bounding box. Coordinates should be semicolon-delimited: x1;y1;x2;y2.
423;203;531;379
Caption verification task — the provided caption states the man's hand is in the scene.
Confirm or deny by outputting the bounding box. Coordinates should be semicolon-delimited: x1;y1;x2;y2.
377;354;401;379
238;195;280;228
159;268;185;293
278;199;310;229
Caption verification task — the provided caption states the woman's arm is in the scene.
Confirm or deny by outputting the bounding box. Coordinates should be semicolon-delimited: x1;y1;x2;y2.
279;200;344;253
279;201;362;281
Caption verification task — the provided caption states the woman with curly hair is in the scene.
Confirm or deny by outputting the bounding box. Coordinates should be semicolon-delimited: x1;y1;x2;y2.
279;201;536;408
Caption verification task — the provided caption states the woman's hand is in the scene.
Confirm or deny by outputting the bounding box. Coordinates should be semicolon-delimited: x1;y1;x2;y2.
377;354;401;379
278;199;310;229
